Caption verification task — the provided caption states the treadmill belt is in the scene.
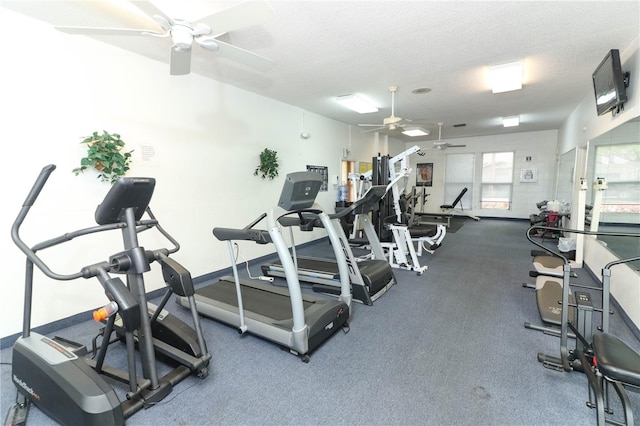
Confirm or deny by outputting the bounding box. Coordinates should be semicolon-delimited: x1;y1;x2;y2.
271;257;340;275
196;279;314;321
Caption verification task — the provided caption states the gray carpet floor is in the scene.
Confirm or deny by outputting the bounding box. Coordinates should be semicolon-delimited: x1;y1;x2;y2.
2;218;639;425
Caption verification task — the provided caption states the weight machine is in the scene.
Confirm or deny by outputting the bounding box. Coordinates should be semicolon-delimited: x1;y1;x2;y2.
349;147;446;275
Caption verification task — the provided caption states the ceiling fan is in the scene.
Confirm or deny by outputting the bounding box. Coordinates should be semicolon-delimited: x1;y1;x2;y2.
54;1;275;76
426;123;466;150
358;85;434;133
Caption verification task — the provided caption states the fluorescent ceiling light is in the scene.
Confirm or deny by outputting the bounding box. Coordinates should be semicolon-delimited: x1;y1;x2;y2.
502;115;520;127
335;94;378;113
402;127;430;137
489;61;523;93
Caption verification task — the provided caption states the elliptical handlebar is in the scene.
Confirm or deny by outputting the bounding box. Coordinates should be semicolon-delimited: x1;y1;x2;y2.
144;207;180;255
526;224;640;265
21;164;56;207
11;165;84;281
12;166;181;281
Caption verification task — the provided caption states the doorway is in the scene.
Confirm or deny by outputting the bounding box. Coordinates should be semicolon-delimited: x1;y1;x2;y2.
341;160;356;202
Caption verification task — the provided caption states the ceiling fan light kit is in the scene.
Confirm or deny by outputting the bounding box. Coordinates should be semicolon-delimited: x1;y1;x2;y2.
170;23;197;49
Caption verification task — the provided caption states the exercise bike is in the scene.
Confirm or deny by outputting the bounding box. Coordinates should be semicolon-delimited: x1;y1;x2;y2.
5;165;210;425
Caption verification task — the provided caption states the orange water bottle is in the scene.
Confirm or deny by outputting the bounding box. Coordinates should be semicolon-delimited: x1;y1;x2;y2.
93;301;119;322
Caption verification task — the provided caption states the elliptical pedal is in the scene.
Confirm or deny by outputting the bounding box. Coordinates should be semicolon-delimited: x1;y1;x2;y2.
4;398;29;426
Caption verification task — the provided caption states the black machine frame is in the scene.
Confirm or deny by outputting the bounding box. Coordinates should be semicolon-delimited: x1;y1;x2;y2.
6;165;210;425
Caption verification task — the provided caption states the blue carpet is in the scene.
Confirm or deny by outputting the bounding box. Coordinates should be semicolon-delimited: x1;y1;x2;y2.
2;219;638;425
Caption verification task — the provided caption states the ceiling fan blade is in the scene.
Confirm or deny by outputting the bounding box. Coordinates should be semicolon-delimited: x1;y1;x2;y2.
410;122;438;127
130;1;174;26
448;144;467;148
170;46;191;75
197;1;275;37
199;38;274;71
358;124;384;127
361;126;386;133
55;26;152;36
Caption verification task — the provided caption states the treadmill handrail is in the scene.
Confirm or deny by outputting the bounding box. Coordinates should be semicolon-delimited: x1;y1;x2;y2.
277;186;388;228
268;202;353;331
213;213;273;244
336;185;387;217
244;212;267;230
213;227;272;244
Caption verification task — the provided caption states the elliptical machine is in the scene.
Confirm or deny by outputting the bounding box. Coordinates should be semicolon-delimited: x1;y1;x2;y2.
6;165;210;425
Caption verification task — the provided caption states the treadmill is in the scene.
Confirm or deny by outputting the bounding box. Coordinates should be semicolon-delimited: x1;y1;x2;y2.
261;185;396;305
177;172;351;362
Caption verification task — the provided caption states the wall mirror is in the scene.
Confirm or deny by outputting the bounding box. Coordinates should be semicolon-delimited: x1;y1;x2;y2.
556;148;576;207
585;115;640;270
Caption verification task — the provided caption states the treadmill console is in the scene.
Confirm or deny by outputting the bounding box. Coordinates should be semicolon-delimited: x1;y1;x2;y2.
277;172;322;212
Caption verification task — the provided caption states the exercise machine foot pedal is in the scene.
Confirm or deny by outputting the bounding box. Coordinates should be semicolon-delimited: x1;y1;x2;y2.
52;336;89;356
4;400;29;426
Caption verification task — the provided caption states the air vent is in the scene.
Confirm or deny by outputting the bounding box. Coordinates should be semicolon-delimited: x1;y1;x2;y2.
411;87;431;95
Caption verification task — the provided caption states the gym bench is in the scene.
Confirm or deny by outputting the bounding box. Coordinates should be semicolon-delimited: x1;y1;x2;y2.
439;188;480;221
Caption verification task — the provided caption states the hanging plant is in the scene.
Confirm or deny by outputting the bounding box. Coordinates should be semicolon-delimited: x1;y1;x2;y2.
72;130;133;184
254;148;279;180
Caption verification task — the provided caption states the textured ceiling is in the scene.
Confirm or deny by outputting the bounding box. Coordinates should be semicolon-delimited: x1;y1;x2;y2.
3;1;639;142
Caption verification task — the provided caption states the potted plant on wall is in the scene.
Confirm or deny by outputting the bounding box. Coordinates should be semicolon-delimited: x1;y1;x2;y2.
72;130;133;184
254;148;279;180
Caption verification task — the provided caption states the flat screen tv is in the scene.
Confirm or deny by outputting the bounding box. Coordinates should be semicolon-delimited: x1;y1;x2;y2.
592;49;628;116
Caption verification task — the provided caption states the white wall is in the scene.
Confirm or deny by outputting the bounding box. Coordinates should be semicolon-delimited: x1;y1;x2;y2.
0;10;402;339
557;36;640;329
403;130;558;219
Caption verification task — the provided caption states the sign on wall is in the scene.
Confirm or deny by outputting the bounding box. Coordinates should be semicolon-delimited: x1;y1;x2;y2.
307;165;328;191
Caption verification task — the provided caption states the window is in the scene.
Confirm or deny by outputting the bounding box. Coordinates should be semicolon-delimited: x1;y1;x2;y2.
444;154;475;210
481;151;514;209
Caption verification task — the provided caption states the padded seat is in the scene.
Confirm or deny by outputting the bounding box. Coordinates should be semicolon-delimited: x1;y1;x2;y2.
593;332;640;387
532;256;564;275
440;187;467;210
439;187;480;221
531;255;578;279
535;276;575;325
406;224;439;238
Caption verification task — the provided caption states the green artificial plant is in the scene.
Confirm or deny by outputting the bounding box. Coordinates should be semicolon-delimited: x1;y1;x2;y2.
254;148;279;180
72;130;133;184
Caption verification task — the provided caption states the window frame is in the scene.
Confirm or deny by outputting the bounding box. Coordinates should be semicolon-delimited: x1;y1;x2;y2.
480;151;515;210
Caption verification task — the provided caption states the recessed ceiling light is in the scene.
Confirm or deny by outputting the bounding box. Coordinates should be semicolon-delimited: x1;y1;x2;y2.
489;61;523;93
502;115;520;127
411;87;432;95
335;94;378;113
402;127;430;137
